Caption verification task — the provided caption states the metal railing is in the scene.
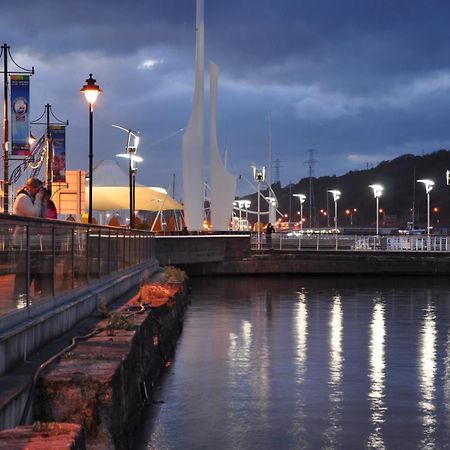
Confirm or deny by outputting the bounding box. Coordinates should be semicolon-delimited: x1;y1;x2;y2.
0;214;155;317
252;233;450;252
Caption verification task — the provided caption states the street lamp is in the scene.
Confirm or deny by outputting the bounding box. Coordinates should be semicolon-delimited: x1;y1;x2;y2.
369;184;384;235
81;74;102;224
252;165;265;249
293;194;306;231
417;179;434;235
113;125;141;228
328;190;341;232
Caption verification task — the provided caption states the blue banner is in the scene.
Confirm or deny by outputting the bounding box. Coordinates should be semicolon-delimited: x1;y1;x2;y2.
10;75;30;156
50;125;66;182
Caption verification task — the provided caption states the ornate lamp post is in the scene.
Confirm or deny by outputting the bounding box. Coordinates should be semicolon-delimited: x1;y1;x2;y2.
417;179;434;235
369;184;384;235
80;74;101;224
293;194;306;231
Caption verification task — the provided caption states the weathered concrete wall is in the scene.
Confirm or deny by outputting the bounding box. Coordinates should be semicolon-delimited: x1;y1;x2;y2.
0;260;157;431
155;235;251;265
34;285;188;449
0;423;85;449
176;250;450;276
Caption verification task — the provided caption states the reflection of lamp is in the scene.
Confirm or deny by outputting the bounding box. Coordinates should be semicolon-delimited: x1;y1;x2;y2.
252;165;265;249
293;194;306;231
369;184;384;235
417;179;434;235
328;190;341;232
81;74;102;224
114;125;141;228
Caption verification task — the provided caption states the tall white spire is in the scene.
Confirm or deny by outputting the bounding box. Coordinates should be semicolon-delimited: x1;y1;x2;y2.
210;60;237;231
182;0;205;231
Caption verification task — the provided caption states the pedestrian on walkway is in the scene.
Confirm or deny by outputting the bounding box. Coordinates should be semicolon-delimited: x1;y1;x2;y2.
265;222;275;249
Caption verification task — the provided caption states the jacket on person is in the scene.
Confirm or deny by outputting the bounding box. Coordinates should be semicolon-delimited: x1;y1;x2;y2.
13;188;43;218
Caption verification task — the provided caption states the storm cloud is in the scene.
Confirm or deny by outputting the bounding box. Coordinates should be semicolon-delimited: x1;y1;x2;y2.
2;0;450;197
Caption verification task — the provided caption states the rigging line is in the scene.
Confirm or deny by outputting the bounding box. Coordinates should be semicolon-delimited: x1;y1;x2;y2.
141;127;186;150
7;47;33;73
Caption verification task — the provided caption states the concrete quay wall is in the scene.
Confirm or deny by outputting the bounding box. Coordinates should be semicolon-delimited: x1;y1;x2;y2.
0;260;159;431
154;235;450;275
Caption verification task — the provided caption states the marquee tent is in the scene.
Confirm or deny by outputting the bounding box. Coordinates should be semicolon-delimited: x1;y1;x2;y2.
87;160;182;211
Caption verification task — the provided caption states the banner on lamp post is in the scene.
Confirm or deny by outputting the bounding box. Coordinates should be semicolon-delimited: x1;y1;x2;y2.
50;125;66;182
10;75;30;156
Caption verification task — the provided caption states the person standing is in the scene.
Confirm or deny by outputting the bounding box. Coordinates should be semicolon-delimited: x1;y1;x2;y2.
13;177;44;218
265;222;275;249
40;188;58;219
12;178;45;301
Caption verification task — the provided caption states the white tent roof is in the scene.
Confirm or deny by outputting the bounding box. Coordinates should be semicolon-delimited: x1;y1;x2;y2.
87;160;182;211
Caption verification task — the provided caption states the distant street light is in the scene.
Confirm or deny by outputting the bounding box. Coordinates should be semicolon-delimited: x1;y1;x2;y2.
81;74;102;224
114;125;141;228
293;194;306;231
252;165;265;249
328;190;341;232
369;184;384;235
417;179;434;235
345;208;357;226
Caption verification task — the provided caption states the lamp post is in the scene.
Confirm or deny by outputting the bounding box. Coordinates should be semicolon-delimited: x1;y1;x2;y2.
369;184;384;235
252;165;265;249
328;190;341;232
113;125;141;228
81;74;102;224
2;44;34;213
293;194;306;231
417;179;434;235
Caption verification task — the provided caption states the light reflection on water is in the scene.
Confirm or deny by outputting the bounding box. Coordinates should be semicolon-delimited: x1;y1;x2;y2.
323;295;343;448
419;300;437;449
368;299;386;449
134;276;450;450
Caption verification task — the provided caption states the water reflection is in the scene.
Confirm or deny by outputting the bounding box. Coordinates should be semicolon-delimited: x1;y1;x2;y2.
419;301;437;448
368;298;386;449
445;328;450;443
291;289;308;438
324;294;343;447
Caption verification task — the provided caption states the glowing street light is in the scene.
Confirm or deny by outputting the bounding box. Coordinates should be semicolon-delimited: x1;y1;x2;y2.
417;179;434;235
81;74;102;224
293;194;306;231
369;184;384;235
114;125;141;228
328;190;341;232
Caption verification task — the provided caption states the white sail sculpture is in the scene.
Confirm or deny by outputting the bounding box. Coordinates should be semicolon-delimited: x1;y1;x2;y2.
182;0;205;231
209;60;237;231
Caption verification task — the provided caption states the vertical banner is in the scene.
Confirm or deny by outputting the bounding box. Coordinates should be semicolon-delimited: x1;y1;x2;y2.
50;125;66;182
10;75;31;156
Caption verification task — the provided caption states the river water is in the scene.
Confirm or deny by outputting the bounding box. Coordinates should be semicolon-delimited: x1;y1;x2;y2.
134;276;450;449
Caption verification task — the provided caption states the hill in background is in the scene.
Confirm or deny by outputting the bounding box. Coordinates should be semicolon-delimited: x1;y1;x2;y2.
240;149;450;229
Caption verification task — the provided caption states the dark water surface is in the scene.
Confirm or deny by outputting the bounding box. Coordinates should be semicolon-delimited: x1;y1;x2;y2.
134;276;450;450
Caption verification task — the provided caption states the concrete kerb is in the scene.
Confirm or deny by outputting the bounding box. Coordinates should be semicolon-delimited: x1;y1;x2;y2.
0;259;159;377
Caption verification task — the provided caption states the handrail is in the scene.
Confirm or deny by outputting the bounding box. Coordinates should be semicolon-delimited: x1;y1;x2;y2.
0;216;155;319
251;233;450;253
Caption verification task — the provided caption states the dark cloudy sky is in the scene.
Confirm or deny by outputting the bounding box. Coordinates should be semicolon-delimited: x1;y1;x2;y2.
3;0;450;198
